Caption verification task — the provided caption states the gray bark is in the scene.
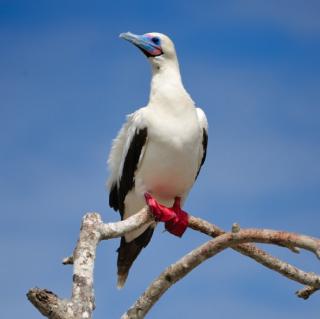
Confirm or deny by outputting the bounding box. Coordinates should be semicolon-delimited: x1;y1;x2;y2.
27;207;320;319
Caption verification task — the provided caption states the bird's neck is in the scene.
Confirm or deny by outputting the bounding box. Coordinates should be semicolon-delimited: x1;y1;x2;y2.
148;59;193;107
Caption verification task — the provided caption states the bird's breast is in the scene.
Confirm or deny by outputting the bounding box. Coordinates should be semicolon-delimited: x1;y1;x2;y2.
135;110;201;200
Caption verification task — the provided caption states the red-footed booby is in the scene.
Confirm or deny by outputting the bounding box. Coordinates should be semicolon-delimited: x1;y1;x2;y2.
107;32;208;288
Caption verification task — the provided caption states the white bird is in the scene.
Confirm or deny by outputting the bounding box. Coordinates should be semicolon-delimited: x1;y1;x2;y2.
107;32;208;288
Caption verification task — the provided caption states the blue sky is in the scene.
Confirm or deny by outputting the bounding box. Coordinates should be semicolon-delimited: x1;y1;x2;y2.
1;1;320;318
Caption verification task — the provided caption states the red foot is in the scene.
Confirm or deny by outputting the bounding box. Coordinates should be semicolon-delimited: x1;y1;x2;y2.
144;193;189;237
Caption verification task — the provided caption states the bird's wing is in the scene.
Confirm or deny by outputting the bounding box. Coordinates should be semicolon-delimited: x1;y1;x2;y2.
107;108;148;218
107;108;154;288
195;107;208;179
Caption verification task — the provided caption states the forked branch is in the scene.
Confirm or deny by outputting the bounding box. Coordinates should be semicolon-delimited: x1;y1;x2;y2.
27;207;320;319
123;228;320;318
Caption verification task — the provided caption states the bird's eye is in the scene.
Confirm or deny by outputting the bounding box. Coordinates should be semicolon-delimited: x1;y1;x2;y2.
151;37;160;45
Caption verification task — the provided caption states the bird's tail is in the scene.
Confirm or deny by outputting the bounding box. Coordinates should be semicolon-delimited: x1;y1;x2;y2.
117;226;154;289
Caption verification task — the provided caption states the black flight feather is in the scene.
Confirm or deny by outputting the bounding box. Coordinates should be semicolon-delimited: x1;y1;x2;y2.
109;127;148;218
196;128;208;179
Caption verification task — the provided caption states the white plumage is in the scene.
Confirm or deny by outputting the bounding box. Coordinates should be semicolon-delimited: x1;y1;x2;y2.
107;32;208;288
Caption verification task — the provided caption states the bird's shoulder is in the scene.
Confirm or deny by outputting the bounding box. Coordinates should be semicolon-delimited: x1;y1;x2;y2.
195;107;208;131
107;107;148;188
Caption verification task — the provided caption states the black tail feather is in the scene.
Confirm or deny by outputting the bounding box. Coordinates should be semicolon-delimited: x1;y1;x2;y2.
117;226;154;288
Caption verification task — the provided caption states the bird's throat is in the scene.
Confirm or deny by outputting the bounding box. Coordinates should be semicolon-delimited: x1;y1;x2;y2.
149;63;188;105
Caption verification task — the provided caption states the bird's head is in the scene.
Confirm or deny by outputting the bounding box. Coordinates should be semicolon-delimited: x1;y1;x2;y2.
119;32;177;70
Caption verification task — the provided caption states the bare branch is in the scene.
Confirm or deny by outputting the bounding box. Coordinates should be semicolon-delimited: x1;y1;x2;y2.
62;256;74;265
188;215;318;293
296;286;319;300
123;228;320;318
28;208;320;319
99;206;152;239
27;208;154;319
27;288;72;319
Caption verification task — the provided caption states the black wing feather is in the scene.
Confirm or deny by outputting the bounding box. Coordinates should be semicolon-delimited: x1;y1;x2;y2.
108;127;150;287
196;128;208;179
109;183;119;211
109;127;148;218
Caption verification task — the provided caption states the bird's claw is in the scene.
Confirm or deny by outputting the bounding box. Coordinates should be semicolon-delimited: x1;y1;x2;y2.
144;193;189;237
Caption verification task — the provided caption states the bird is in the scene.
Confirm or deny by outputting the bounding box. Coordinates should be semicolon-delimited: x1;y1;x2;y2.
107;32;208;288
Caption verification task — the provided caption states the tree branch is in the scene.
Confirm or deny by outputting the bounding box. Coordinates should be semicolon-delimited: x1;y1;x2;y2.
188;216;320;290
296;285;319;300
27;288;72;319
27;207;320;319
27;208;153;319
123;228;320;318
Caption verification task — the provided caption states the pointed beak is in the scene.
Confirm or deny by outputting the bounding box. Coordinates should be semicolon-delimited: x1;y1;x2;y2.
119;32;163;57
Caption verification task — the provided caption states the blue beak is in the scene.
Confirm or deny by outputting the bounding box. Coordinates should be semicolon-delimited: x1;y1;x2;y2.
120;32;163;57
